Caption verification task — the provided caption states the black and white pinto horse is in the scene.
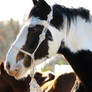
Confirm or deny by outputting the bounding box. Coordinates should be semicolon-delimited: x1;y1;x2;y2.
5;0;92;91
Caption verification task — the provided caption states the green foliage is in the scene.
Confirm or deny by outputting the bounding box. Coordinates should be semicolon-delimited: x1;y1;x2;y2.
41;59;66;72
41;66;54;72
57;60;65;65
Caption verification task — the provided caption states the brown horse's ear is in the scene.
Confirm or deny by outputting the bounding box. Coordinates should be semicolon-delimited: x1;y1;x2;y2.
0;63;4;74
32;0;38;5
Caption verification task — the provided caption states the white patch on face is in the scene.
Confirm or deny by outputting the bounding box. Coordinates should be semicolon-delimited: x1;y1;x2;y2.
4;24;29;75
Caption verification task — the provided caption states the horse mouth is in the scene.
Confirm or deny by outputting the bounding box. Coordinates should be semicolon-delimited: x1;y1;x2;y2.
6;69;21;79
7;70;17;77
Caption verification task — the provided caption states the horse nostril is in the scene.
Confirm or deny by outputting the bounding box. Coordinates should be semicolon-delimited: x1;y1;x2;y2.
6;62;10;70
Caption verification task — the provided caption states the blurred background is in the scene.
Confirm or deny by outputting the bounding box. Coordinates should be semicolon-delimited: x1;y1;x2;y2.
0;0;92;72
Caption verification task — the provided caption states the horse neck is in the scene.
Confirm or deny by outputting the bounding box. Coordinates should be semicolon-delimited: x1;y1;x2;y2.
58;16;92;90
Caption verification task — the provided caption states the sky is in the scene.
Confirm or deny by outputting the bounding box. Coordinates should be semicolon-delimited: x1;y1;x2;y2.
0;0;92;23
0;0;32;23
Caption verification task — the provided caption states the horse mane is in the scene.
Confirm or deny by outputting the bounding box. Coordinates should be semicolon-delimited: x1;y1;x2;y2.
51;4;90;29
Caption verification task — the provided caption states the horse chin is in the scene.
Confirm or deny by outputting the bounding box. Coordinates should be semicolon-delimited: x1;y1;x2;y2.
15;74;24;80
14;71;28;80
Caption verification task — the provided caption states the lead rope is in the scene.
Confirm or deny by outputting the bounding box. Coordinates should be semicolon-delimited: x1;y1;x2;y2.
12;7;53;92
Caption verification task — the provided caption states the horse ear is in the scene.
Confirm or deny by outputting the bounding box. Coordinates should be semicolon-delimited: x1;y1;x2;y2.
32;0;38;5
0;63;4;74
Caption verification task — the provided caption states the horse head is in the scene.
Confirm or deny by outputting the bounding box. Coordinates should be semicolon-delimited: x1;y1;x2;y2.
4;0;63;79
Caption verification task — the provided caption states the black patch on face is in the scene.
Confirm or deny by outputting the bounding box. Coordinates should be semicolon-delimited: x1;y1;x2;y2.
51;4;90;29
22;25;53;62
28;0;51;20
58;47;92;91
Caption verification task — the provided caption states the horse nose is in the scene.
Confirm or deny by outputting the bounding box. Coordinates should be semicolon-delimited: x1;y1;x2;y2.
6;62;11;70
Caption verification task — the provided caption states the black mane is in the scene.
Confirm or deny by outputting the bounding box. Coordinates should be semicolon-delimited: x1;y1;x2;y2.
51;4;90;29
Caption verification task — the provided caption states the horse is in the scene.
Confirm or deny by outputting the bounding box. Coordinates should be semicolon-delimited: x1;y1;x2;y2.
0;63;31;92
4;0;92;91
41;72;76;92
0;62;55;92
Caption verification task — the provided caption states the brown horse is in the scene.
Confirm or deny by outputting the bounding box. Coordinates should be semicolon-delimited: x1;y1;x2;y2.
0;63;31;92
41;72;76;92
0;62;76;92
